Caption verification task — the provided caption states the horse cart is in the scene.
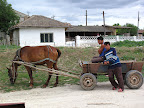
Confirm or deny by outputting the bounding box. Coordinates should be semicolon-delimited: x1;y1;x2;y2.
80;61;144;90
12;61;144;91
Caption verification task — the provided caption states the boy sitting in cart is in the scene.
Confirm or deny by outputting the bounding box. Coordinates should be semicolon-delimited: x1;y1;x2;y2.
91;36;106;63
104;42;124;92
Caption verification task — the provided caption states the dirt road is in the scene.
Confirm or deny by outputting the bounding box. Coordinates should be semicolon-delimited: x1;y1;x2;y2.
0;82;144;108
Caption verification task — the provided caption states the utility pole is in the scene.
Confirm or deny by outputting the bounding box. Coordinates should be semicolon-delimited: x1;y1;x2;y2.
137;11;139;36
86;10;87;26
103;11;106;36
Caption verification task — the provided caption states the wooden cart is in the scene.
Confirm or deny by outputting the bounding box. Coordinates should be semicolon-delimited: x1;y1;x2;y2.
80;61;144;90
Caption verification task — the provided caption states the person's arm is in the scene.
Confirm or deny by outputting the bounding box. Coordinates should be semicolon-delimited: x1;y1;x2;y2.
103;51;108;65
98;44;105;54
113;48;117;56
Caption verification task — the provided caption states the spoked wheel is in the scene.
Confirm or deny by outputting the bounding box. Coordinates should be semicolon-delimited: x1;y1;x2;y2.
125;70;143;89
80;73;97;90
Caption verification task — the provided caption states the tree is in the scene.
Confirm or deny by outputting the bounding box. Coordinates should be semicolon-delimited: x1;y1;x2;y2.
0;0;19;34
143;32;144;36
113;23;138;36
124;23;138;36
113;23;120;26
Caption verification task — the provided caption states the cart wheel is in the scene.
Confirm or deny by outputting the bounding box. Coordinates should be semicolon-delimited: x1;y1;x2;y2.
125;70;143;89
80;73;97;90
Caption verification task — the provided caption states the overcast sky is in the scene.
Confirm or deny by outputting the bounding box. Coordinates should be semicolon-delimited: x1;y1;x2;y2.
7;0;144;29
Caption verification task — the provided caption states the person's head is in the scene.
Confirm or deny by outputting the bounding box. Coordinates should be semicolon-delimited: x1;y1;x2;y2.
104;42;111;50
97;36;104;44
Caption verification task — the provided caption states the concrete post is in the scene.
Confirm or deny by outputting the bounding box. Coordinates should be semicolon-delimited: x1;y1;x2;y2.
116;35;120;42
75;35;80;47
133;36;136;41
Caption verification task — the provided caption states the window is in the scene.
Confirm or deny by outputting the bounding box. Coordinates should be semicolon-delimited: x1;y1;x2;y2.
40;33;53;43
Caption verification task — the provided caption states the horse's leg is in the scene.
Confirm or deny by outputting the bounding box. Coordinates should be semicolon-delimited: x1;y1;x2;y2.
43;62;53;88
25;66;33;88
53;63;59;87
43;74;52;88
13;63;20;83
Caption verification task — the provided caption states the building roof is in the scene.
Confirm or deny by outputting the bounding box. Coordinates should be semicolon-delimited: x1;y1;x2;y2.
105;25;132;29
138;30;144;34
12;15;71;29
66;26;112;32
14;10;29;17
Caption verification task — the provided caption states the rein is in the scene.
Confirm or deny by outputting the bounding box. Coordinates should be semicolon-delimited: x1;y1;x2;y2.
31;58;56;64
31;45;56;64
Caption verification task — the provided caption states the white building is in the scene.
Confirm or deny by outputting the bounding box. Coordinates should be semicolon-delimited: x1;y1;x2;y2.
11;15;70;47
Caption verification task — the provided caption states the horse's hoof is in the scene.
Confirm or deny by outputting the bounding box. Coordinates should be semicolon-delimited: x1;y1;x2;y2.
28;86;33;89
42;85;47;88
53;84;58;87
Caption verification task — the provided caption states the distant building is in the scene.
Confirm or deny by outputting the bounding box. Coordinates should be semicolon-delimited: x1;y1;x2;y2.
65;25;132;41
104;25;132;36
66;26;112;41
138;30;144;36
10;15;70;47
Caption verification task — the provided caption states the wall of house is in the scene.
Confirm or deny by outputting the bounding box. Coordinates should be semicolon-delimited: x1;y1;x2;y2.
18;28;65;47
13;29;19;45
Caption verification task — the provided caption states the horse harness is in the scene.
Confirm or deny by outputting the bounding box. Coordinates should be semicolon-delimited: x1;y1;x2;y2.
13;45;56;64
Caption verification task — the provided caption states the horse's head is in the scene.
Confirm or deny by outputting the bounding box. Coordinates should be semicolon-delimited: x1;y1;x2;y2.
7;64;17;84
7;66;14;84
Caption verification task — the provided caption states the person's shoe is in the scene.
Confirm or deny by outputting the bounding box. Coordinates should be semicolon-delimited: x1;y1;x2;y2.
112;87;116;90
118;88;123;92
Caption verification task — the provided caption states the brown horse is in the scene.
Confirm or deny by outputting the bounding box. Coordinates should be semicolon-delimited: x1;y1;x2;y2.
7;45;61;88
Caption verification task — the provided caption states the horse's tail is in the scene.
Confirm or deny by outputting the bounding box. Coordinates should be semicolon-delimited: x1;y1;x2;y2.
57;48;61;58
53;48;61;70
13;48;22;61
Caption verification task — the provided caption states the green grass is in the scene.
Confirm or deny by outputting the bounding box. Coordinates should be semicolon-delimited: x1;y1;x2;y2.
0;45;20;50
0;45;144;92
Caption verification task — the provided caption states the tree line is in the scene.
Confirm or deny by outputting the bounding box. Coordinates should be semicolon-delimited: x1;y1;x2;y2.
113;23;139;36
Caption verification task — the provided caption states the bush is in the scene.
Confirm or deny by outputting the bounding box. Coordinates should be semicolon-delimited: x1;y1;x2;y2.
111;40;144;47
